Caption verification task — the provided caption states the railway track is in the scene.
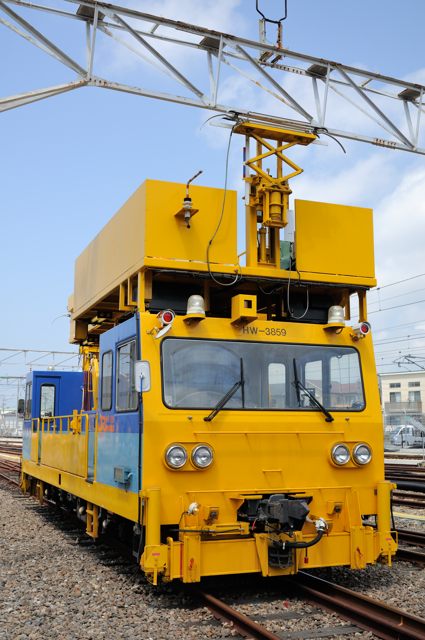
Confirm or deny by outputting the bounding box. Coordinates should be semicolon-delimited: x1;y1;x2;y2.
385;462;425;509
398;528;425;547
0;437;22;456
385;453;425;462
289;572;425;640
2;442;424;638
392;491;425;508
0;438;21;485
396;528;425;565
198;571;425;640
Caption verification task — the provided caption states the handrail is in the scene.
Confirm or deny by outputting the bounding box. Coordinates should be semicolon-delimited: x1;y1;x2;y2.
37;413;89;434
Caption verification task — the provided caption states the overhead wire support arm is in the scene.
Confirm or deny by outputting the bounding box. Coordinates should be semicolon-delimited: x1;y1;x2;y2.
105;10;206;101
1;0;425;154
0;0;85;75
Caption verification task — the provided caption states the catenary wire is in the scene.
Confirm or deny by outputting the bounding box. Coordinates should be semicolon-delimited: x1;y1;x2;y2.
365;285;425;307
368;298;425;314
371;272;425;291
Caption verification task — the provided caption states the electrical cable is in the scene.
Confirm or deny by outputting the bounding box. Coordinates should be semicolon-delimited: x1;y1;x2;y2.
206;120;242;287
314;127;346;154
286;264;310;320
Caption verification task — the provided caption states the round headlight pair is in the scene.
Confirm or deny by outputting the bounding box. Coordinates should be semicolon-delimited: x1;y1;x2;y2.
165;444;213;469
331;443;372;466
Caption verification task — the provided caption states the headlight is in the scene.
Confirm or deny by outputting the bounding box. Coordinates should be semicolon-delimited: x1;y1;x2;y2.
191;444;213;469
165;444;187;469
331;443;350;466
353;443;372;465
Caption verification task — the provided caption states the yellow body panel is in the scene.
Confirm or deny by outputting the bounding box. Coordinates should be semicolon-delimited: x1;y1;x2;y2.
136;313;396;581
142;316;381;518
72;180;237;319
295;200;375;279
41;432;87;477
22;459;139;521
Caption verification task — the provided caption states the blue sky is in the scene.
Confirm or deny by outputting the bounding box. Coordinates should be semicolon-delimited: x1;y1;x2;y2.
1;0;425;403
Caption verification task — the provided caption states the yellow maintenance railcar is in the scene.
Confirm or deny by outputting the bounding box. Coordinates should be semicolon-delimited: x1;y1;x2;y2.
21;122;396;584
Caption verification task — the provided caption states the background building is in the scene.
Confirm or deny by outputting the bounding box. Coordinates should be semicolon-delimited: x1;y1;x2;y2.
380;371;424;426
380;371;425;449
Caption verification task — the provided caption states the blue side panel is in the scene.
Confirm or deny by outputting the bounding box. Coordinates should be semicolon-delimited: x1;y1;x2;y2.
22;370;84;461
31;371;83;419
97;315;141;494
96;433;139;491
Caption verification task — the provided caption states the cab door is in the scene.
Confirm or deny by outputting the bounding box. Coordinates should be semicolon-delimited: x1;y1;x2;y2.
30;375;60;463
96;315;141;495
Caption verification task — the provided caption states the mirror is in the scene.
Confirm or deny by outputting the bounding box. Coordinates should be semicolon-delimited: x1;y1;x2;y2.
134;360;151;393
17;398;25;417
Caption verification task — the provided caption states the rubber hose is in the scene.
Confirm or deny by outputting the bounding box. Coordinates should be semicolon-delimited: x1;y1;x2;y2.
285;529;325;549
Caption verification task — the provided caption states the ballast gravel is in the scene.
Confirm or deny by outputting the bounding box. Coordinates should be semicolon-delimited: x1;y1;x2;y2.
1;484;424;640
0;486;213;640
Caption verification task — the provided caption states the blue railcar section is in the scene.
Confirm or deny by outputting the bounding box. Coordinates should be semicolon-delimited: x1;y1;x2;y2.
21;316;141;494
22;371;84;460
96;315;141;494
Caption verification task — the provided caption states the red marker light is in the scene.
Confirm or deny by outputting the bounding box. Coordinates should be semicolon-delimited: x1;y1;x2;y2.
162;311;173;323
158;309;175;326
360;323;370;334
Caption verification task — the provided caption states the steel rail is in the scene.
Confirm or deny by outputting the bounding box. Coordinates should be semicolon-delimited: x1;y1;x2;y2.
0;462;20;485
396;529;425;564
386;465;425;473
198;591;282;640
397;528;425;547
397;548;425;564
291;572;425;640
386;453;425;461
390;480;425;493
392;495;425;508
0;471;19;485
0;439;21;486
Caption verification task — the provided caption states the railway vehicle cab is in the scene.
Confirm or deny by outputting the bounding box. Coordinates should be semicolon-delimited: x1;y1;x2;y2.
21;122;397;583
22;371;84;463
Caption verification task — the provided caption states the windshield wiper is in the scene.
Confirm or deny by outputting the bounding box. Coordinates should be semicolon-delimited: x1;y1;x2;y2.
204;358;244;422
292;358;334;423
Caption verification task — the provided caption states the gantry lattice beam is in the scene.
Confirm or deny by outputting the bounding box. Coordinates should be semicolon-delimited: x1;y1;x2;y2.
1;0;425;154
0;348;80;371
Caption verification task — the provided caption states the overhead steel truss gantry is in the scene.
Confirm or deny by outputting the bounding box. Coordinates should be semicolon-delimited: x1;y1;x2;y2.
0;348;80;371
1;0;425;155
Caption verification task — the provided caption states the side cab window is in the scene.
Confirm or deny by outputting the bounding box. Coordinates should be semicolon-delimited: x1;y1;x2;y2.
40;384;55;418
116;340;138;412
101;351;113;411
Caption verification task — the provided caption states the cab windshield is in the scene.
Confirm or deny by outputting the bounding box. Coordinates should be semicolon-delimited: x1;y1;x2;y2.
162;339;365;411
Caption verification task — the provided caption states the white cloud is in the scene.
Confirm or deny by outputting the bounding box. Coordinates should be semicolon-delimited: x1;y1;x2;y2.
295;152;397;206
134;0;244;31
375;165;425;284
96;0;245;77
